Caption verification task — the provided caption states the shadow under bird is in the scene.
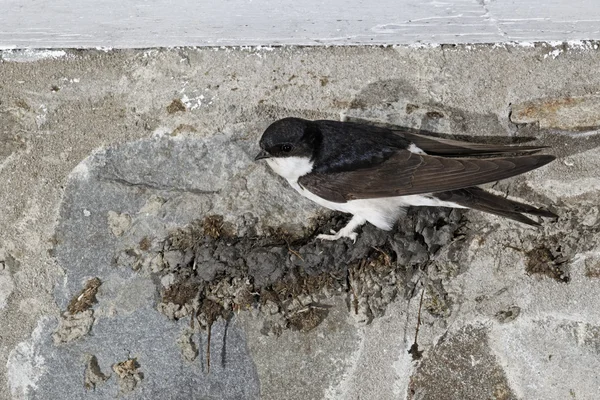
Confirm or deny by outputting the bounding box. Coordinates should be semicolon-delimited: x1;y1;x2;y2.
255;117;557;242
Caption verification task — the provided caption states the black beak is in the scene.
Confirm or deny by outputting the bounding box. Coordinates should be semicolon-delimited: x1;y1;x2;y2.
255;149;270;161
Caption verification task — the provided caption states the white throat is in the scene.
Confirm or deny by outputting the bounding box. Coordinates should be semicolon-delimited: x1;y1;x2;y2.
266;156;314;182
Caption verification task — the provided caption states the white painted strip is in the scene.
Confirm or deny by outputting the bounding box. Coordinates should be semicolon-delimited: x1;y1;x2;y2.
0;0;599;48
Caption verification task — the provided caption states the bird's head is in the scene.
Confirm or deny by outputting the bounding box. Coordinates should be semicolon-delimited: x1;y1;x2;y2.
255;117;318;161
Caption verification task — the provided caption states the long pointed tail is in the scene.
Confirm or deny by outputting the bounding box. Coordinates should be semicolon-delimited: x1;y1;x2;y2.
433;187;557;226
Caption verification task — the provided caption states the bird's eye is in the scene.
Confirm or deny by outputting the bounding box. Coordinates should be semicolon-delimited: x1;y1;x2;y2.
280;144;292;152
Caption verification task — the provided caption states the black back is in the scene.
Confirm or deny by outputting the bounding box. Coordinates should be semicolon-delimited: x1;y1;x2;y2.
310;120;412;173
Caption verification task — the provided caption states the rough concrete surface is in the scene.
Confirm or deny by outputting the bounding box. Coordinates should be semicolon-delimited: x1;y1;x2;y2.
1;43;600;399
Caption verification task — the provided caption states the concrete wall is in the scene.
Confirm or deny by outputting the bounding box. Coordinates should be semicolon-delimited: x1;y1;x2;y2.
3;1;600;399
2;44;600;400
1;0;600;48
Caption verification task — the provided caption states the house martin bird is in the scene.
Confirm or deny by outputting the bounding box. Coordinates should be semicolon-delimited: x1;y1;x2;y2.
255;117;556;242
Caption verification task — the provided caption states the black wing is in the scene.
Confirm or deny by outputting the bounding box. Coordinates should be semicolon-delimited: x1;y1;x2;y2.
310;120;547;176
433;187;557;226
298;150;555;203
396;129;547;156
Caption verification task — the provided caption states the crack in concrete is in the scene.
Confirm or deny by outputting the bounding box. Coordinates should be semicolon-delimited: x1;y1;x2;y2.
476;0;509;39
99;176;221;195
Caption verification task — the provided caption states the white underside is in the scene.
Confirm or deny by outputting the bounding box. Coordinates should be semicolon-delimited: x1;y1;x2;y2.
290;180;464;230
266;155;465;231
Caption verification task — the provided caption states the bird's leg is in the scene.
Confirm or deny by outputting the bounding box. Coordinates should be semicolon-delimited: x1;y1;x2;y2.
317;215;366;243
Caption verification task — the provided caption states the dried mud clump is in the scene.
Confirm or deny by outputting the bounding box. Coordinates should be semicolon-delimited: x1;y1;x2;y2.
113;358;144;393
584;257;600;279
53;277;102;344
526;246;569;283
495;306;521;323
84;354;110;390
166;99;186;114
67;277;102;314
202;215;230;239
521;205;600;283
177;328;199;362
287;307;330;332
127;209;466;336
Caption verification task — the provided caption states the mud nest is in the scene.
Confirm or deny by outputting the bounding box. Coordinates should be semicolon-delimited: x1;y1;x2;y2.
119;208;468;336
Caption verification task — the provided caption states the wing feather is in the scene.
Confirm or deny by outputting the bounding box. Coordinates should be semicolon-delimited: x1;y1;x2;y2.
396;130;547;156
298;150;555;203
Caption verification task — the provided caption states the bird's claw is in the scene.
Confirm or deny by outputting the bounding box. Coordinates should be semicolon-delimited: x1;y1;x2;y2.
317;231;358;243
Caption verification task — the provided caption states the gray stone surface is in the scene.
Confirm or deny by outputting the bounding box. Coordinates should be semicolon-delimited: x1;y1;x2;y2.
511;95;600;130
408;325;517;400
2;43;600;400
